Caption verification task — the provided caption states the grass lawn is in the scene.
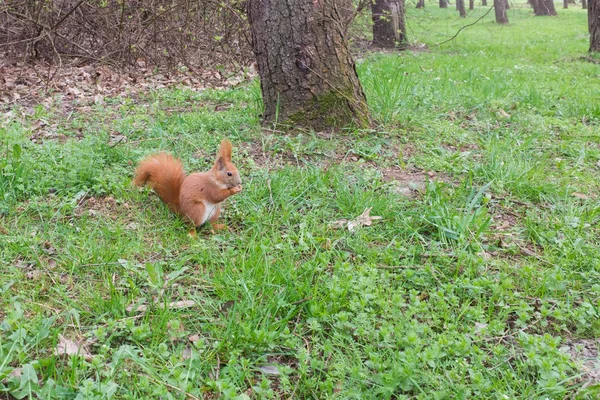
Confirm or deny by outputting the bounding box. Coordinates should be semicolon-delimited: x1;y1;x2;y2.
1;3;600;399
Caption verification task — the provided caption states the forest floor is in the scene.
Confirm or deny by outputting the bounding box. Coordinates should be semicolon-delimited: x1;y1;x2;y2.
1;5;600;399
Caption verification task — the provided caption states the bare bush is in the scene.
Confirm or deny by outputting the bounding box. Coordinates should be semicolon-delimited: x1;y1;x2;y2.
0;0;252;70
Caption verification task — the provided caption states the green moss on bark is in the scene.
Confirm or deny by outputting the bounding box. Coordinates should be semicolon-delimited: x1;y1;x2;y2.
284;89;370;131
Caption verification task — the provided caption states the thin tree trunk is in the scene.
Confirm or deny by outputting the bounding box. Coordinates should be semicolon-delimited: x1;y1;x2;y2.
417;0;425;7
469;0;475;9
482;0;487;6
457;0;467;16
590;0;600;52
372;0;406;48
583;0;588;8
564;0;568;8
440;0;448;8
494;0;509;22
247;0;370;130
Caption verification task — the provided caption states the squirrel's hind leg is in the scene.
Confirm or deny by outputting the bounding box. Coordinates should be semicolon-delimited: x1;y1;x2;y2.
185;202;222;228
184;202;208;227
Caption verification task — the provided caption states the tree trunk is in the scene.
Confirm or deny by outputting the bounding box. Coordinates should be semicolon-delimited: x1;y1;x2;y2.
563;0;568;8
583;0;588;8
469;0;475;9
417;0;425;8
457;0;467;16
590;0;600;52
372;0;407;48
532;0;557;14
247;0;370;130
505;0;511;9
440;0;448;8
494;0;509;22
482;0;488;5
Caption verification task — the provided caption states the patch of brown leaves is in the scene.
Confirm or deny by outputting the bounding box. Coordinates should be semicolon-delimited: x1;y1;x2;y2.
0;60;257;116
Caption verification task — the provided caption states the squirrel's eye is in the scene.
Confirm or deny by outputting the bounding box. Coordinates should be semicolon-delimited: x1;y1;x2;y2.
227;172;233;177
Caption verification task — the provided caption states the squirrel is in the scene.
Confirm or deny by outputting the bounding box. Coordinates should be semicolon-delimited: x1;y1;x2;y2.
134;139;242;227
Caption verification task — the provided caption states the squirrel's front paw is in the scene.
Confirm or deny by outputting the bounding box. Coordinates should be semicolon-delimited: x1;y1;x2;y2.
230;185;243;194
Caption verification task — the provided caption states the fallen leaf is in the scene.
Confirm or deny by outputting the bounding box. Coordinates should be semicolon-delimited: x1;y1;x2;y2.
347;208;382;232
258;364;281;375
474;322;488;334
331;219;348;229
54;334;92;360
25;270;43;280
182;347;193;360
126;300;195;313
497;109;511;118
331;208;383;232
571;192;589;200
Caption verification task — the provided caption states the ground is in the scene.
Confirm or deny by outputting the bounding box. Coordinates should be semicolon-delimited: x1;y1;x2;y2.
1;4;600;400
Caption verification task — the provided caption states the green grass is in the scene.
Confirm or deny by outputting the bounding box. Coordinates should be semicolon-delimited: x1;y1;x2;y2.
2;3;600;399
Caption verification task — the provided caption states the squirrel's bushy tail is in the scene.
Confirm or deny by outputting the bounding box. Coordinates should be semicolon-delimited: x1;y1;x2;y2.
134;153;185;213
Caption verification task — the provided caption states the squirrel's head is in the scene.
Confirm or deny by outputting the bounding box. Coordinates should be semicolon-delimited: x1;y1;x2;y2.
213;139;242;189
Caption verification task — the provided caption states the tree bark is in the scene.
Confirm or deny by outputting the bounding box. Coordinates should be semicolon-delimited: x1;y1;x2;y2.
505;0;510;9
457;0;467;16
583;0;588;9
417;0;425;7
440;0;448;8
590;0;600;52
482;0;487;5
247;0;370;130
372;0;406;48
494;0;509;22
532;0;557;15
469;0;475;9
563;0;568;8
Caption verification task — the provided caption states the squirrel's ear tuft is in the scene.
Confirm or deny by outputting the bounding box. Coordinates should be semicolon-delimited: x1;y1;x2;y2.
219;139;232;161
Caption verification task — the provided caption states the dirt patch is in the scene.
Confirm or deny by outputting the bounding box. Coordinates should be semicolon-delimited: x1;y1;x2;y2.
74;196;135;225
560;339;600;389
243;140;294;169
491;210;518;232
381;166;448;197
243;138;333;170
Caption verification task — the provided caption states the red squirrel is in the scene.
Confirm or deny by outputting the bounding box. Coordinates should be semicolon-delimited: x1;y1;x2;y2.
134;140;242;227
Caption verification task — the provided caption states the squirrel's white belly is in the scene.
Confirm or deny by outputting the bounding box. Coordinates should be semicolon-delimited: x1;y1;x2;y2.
200;201;219;225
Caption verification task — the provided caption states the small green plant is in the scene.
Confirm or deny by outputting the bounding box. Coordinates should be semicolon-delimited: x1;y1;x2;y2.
422;180;492;251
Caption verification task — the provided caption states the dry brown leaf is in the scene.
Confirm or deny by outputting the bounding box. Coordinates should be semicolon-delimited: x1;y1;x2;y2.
25;270;43;280
331;208;383;232
347;208;383;232
571;192;589;200
54;334;92;361
497;109;511;118
331;219;348;229
182;347;193;360
126;300;195;313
